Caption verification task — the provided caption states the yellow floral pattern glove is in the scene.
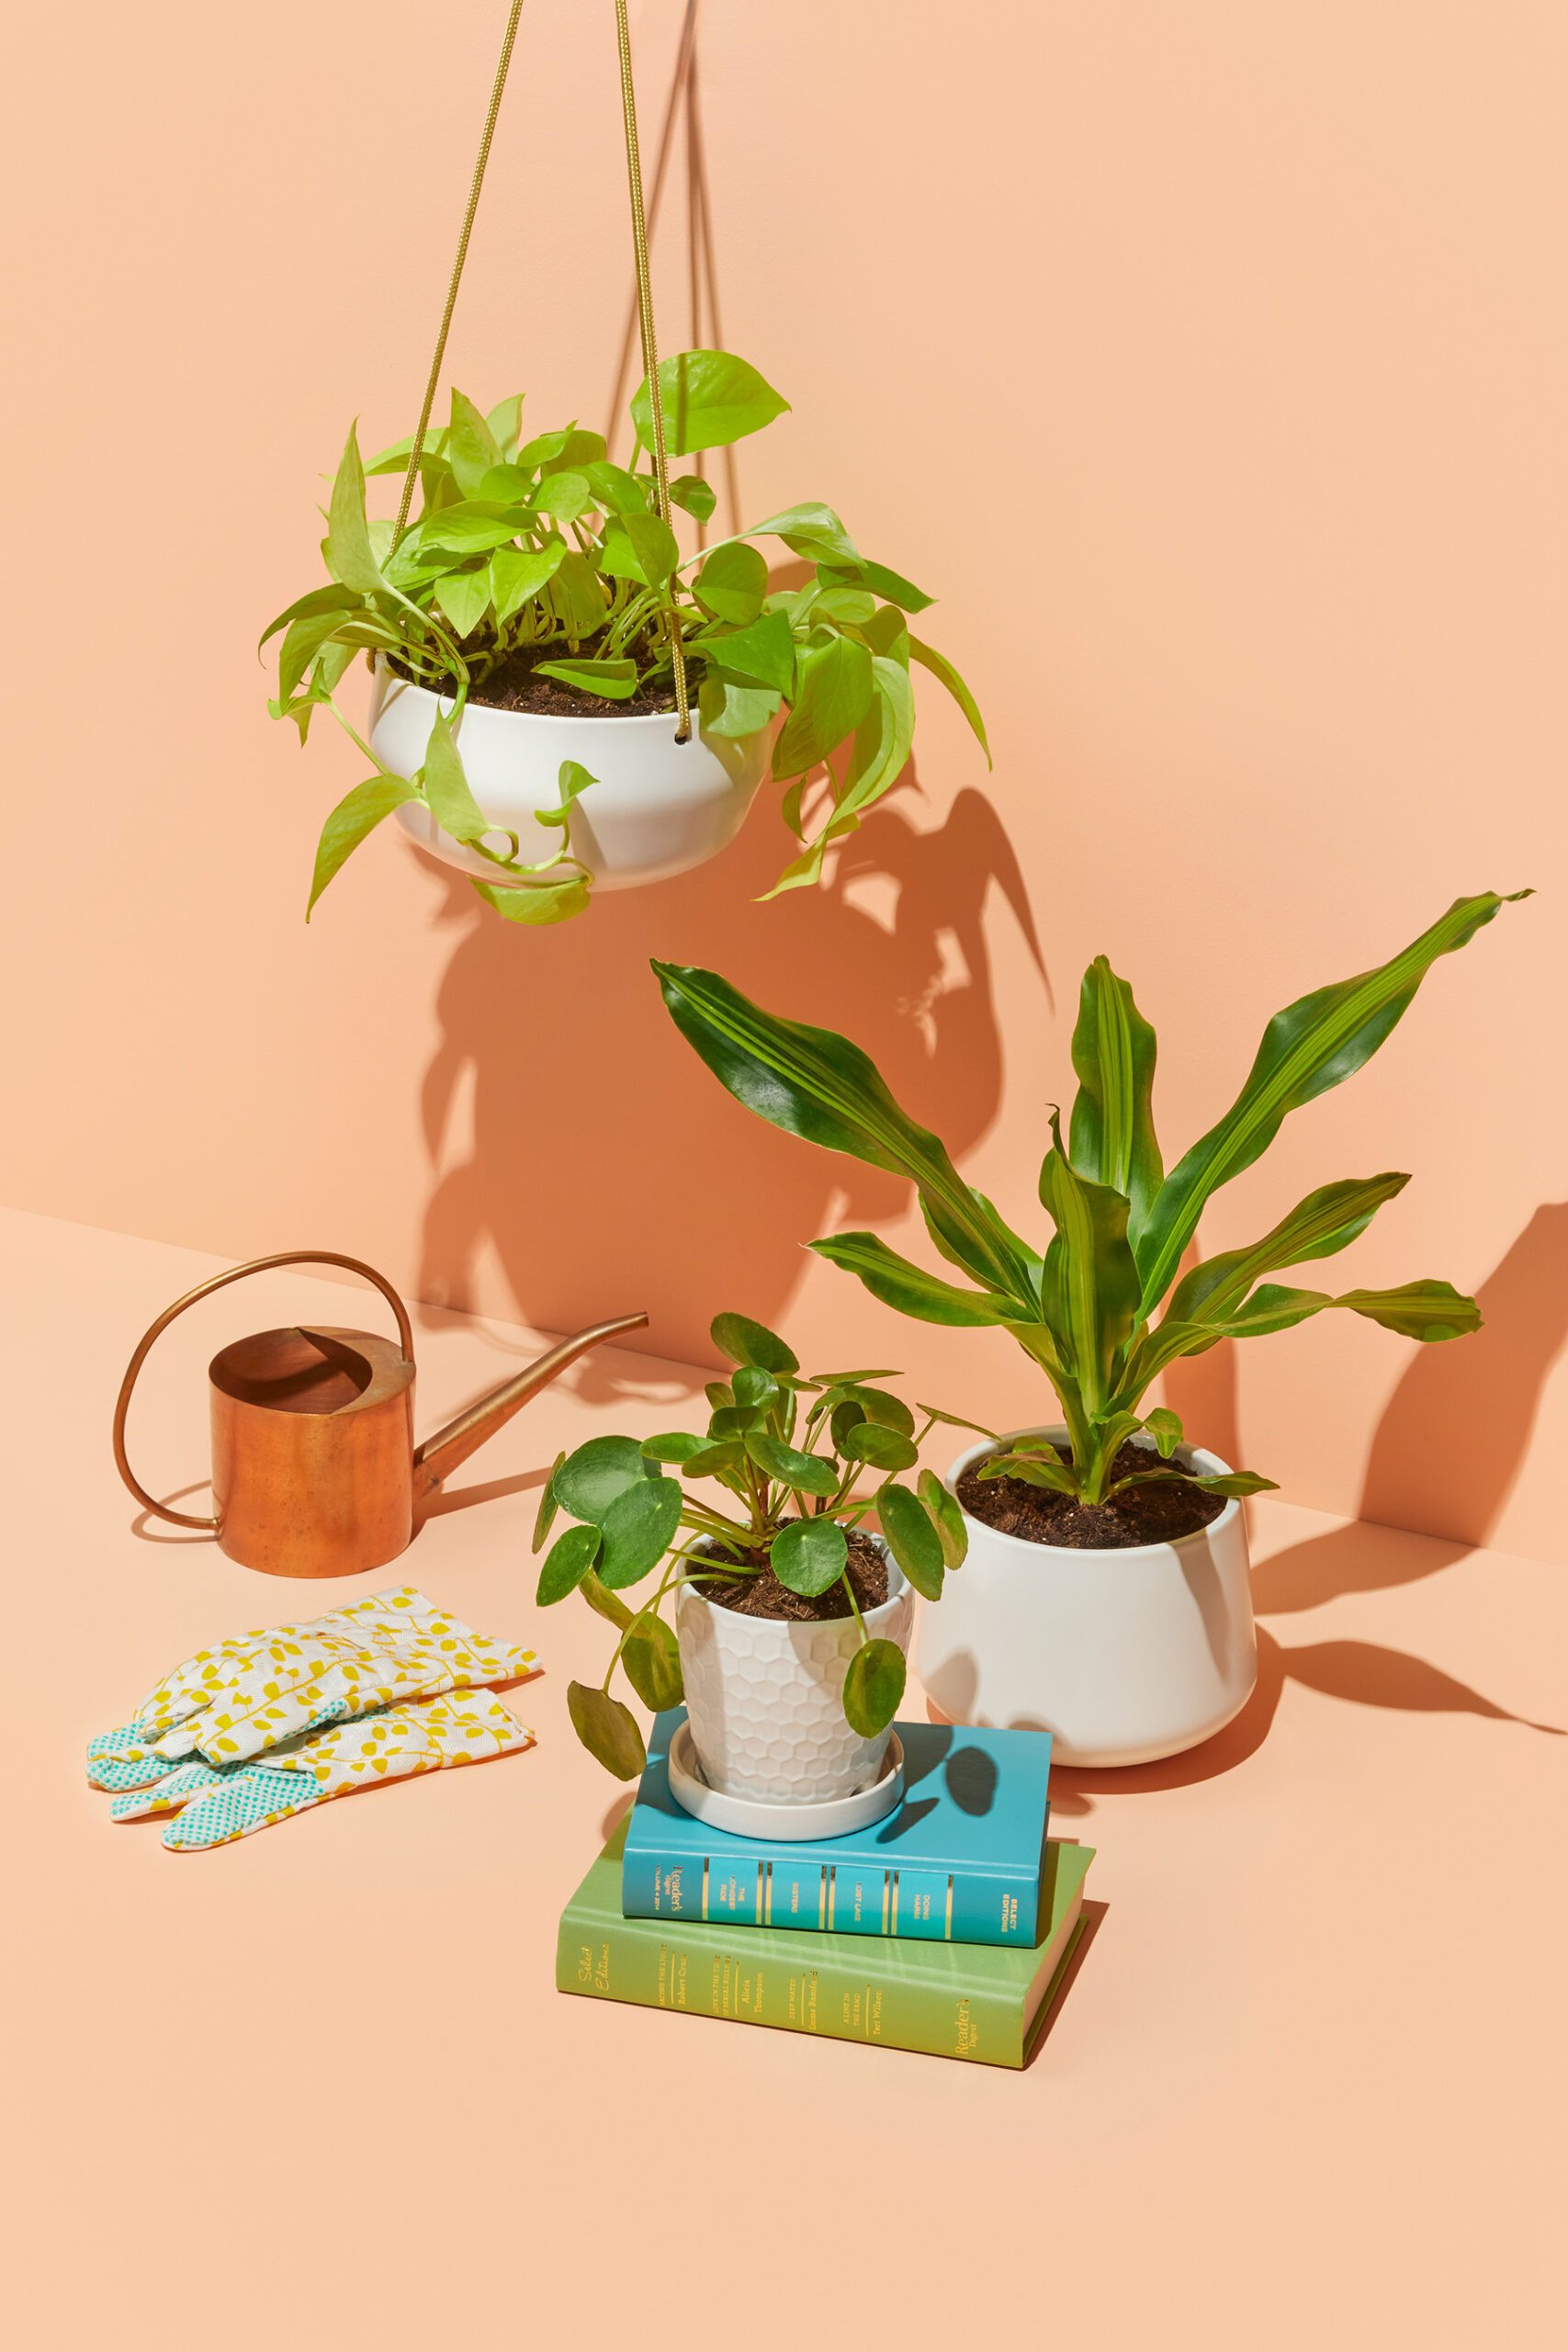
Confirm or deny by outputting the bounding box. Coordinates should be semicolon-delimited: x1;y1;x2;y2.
86;1588;538;1793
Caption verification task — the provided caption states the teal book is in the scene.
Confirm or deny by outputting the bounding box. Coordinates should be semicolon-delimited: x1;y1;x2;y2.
559;1823;1094;2068
621;1710;1054;1947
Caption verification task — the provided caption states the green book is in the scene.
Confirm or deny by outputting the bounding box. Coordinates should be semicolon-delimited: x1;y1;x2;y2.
557;1824;1094;2067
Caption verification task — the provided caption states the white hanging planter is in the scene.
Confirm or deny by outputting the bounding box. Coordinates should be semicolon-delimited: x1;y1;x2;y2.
917;1428;1258;1768
673;1540;913;1805
369;665;771;892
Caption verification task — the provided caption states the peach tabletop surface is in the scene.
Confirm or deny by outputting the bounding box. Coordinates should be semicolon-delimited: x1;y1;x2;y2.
4;1207;1562;2350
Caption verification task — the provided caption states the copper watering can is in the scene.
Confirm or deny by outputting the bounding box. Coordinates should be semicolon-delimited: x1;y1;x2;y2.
112;1250;647;1578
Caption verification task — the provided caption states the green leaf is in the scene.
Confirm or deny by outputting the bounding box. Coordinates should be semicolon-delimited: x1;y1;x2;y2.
418;503;532;555
486;393;524;458
446;389;502;496
437;567;492;639
536;1521;603;1606
653;962;1038;1306
876;1484;944;1600
703;610;795;695
697;673;780;740
567;1680;646;1780
747;503;860;565
533;470;592;523
843;1638;906;1737
421;712;490;843
531;758;597;832
491;541;565;624
622;1611;684;1710
471;875;592;926
583;459;648;515
260;583;359;650
842;1422;919;1474
859;559;933;612
710;1311;799;1374
579;1569;633;1631
770;1517;848;1597
918;1469;969;1567
668;472;716;520
681;1439;746;1478
638;1430;707;1464
1211;1278;1482;1344
306;775;419;918
1038;1112;1142;1414
823;1384;914;1436
547;550;608;637
598;1474;683;1589
553;1435;652;1527
279;609;353;702
535;656;639;701
1135;892;1529;1311
1068;958;1163;1243
532;1452;567;1553
694;540;768;624
632;349;789;456
730;1363;781;1412
1143;1407;1185;1460
773;635;874;777
908;636;990;762
745;1433;839;1496
1163;1173;1412;1334
809;1232;1013;1327
324;422;384;594
980;1448;1079;1496
600;511;680;587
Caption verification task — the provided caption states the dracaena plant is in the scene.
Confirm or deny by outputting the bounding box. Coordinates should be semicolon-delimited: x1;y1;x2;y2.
532;1312;979;1779
262;349;986;926
653;891;1527;1512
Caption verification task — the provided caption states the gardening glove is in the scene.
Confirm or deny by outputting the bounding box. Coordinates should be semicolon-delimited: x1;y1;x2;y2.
104;1688;534;1850
86;1587;537;1795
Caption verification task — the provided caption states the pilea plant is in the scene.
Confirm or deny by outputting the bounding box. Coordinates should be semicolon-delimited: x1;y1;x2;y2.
654;891;1526;1514
533;1312;980;1778
262;349;987;924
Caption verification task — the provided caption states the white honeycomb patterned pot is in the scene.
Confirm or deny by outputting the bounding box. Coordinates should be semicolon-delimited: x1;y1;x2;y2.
674;1542;913;1804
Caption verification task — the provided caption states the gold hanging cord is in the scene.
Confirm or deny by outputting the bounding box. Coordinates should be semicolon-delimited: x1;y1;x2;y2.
392;0;692;741
613;0;692;739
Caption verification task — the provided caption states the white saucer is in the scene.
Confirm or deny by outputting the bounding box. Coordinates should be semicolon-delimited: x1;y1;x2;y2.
666;1721;905;1842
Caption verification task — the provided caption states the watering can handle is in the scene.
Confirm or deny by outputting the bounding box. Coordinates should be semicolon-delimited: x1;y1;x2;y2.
111;1251;416;1531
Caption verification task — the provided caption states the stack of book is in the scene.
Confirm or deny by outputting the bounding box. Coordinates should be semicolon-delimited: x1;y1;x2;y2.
556;1711;1093;2067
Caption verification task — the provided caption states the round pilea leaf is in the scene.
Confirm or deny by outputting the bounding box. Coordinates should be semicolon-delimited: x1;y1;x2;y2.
770;1516;849;1597
876;1483;944;1600
918;1469;969;1568
639;1430;707;1464
746;1433;839;1497
830;1383;914;1436
532;1451;567;1554
710;1311;799;1375
536;1521;603;1607
553;1434;653;1526
842;1421;919;1473
731;1363;781;1412
598;1476;683;1589
567;1680;647;1780
843;1638;906;1737
621;1611;684;1711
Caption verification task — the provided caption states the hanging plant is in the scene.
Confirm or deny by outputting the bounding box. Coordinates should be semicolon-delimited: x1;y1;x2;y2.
263;352;987;925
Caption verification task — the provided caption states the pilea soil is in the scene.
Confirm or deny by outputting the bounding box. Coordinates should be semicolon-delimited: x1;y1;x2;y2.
415;637;678;720
957;1442;1227;1552
694;1526;889;1623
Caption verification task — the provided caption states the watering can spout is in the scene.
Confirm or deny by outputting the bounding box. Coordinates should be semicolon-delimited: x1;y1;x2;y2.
412;1310;649;1503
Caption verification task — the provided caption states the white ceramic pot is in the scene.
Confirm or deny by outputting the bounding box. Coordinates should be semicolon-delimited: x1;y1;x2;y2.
674;1541;914;1804
368;666;770;891
917;1428;1258;1768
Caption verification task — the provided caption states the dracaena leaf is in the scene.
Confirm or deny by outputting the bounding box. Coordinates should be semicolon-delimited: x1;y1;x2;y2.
1134;893;1528;1310
1037;1112;1141;1414
1162;1173;1410;1329
808;1233;1015;1328
1212;1279;1482;1343
1067;958;1163;1242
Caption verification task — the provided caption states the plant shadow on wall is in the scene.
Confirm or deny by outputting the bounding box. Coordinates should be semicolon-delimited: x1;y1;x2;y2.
417;774;1047;1374
1045;1200;1568;1816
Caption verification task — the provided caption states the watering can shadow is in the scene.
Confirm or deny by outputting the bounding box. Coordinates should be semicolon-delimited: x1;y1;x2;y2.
112;1250;647;1578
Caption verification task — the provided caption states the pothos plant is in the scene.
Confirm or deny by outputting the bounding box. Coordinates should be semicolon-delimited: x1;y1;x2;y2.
262;349;987;925
654;891;1527;1514
532;1312;980;1779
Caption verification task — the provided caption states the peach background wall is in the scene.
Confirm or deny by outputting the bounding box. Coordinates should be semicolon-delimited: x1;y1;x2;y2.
3;3;1563;1555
